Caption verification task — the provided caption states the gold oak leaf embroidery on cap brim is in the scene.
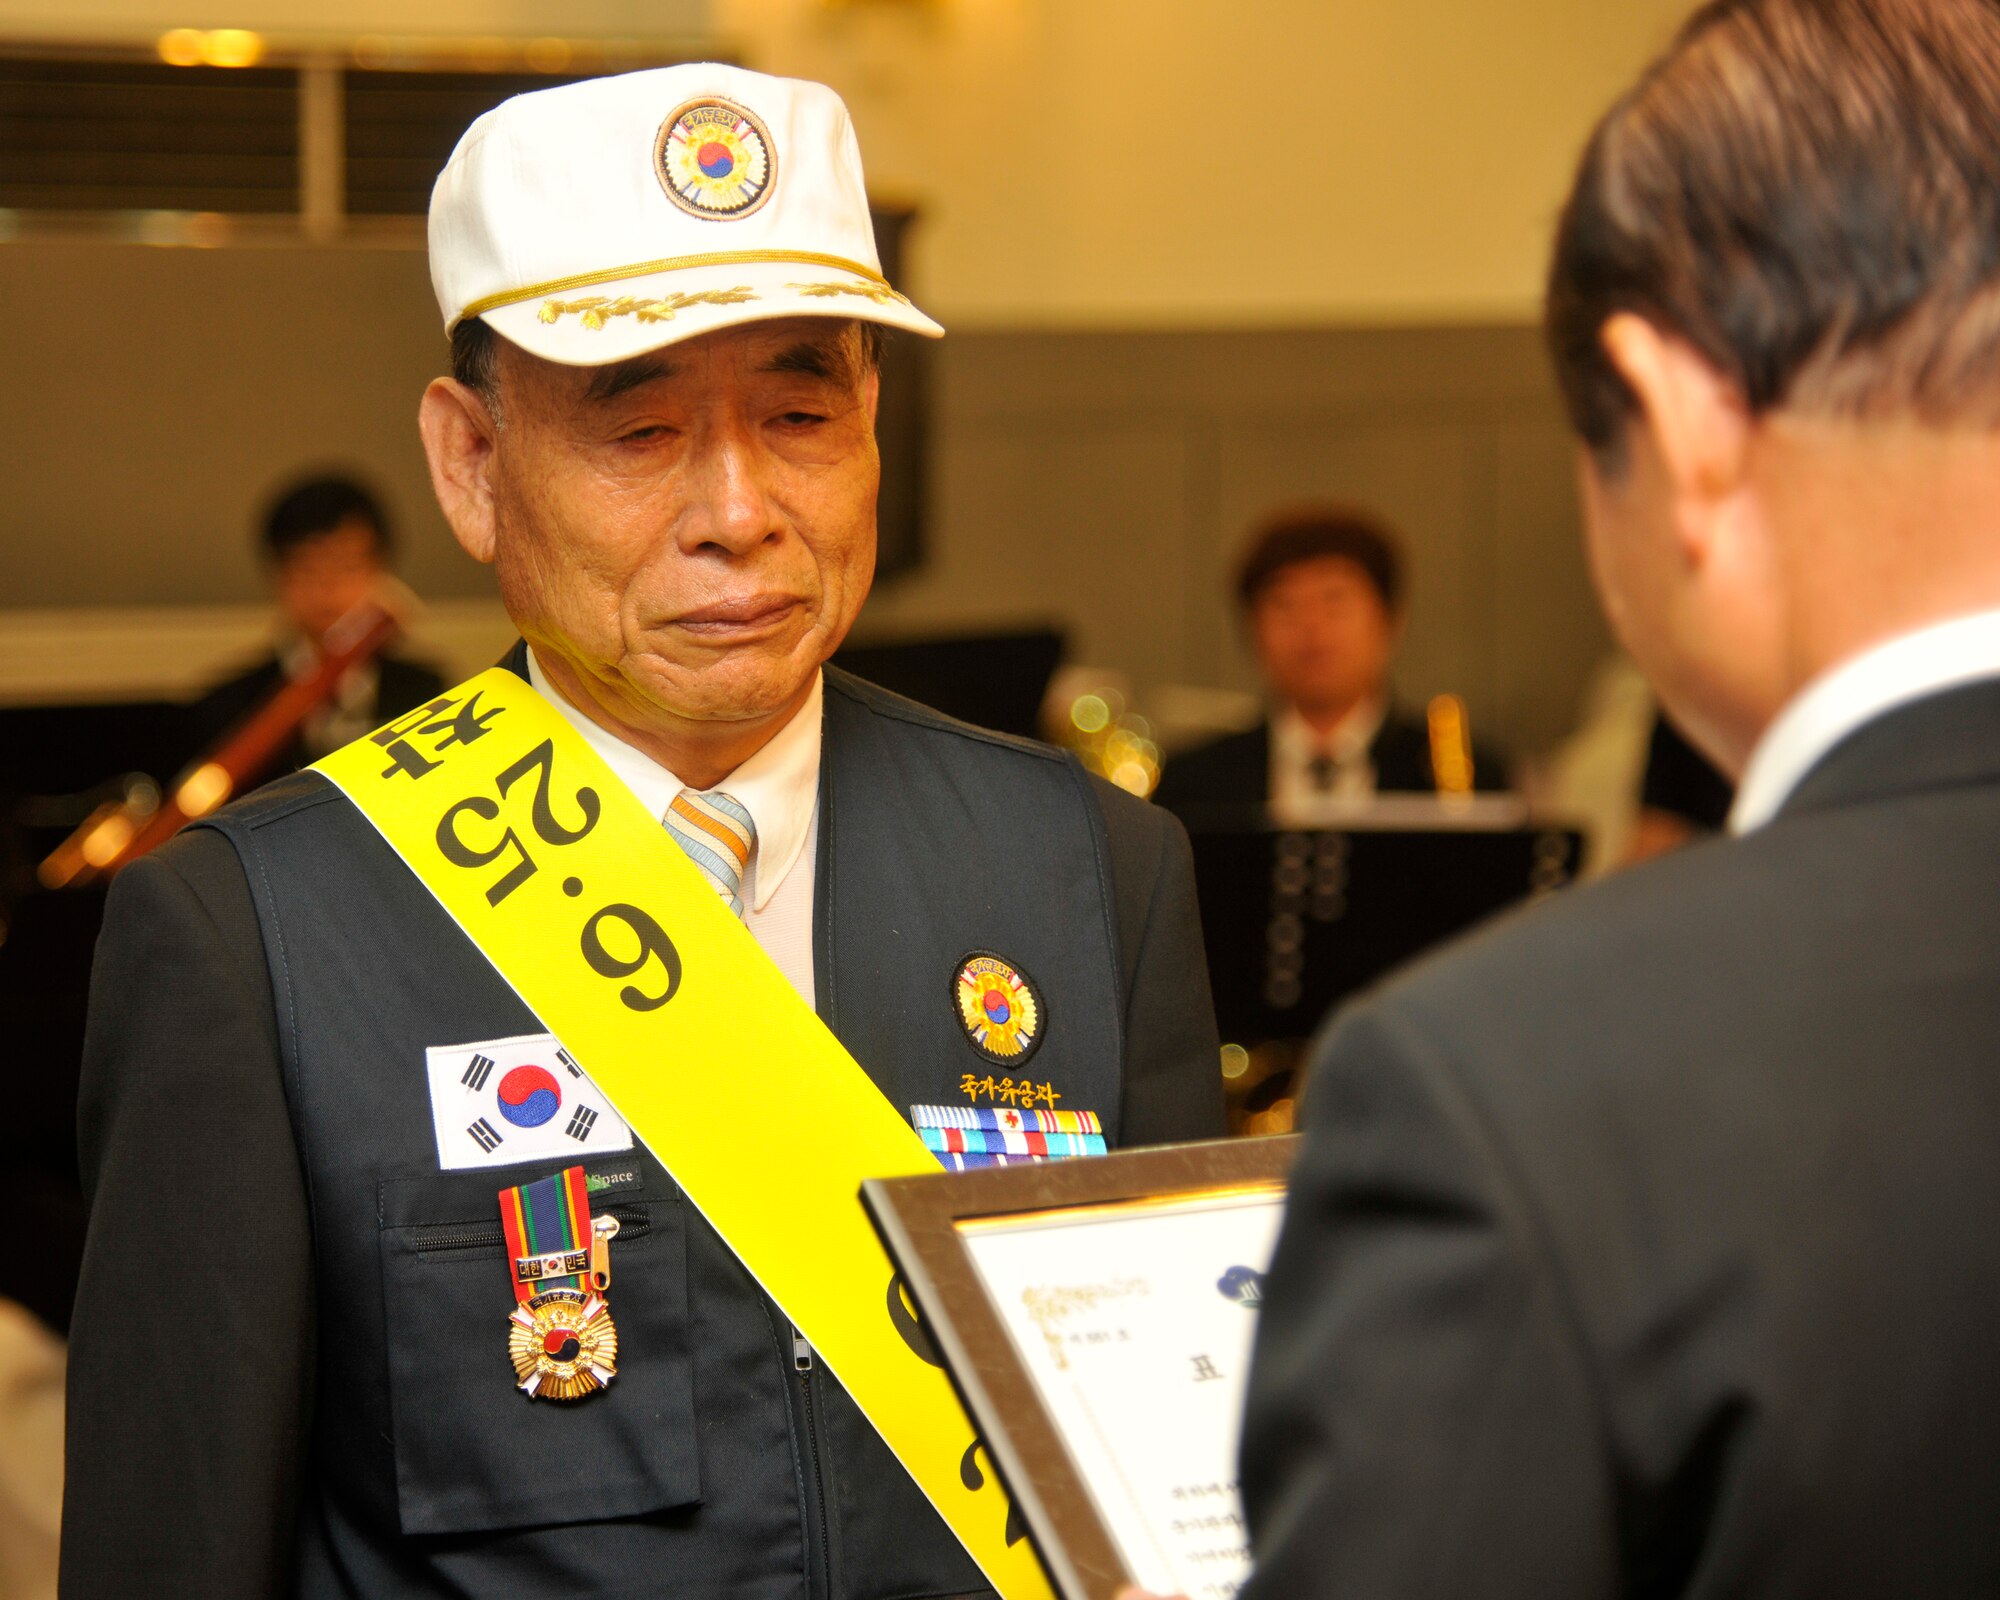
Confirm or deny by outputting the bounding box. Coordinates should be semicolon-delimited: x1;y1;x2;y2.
789;279;911;306
538;287;759;329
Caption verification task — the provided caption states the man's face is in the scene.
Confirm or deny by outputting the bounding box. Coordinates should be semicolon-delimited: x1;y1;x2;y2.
273;518;385;646
482;318;879;735
1248;555;1398;722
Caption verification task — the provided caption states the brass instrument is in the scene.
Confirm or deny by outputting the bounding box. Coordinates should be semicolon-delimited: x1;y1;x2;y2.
38;596;405;889
1426;692;1475;798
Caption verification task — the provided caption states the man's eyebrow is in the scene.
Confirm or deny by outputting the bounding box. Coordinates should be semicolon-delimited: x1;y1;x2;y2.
583;356;680;403
761;339;856;385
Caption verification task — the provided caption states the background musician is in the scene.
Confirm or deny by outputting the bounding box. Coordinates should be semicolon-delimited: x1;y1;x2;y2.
1154;507;1508;823
187;473;443;776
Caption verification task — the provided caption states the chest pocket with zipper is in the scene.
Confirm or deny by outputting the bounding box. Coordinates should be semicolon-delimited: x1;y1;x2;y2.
376;1166;700;1535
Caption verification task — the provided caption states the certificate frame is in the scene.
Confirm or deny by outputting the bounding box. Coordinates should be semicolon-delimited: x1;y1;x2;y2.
861;1135;1300;1600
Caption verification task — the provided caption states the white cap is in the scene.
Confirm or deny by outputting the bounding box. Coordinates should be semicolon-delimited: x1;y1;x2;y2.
428;62;944;365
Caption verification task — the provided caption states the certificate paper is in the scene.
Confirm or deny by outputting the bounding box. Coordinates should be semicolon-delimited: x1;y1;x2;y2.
956;1187;1286;1599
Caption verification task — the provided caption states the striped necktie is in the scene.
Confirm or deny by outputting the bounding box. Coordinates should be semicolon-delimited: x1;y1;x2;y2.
664;790;757;917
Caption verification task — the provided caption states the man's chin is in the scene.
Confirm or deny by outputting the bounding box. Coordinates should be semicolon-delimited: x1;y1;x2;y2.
620;640;823;729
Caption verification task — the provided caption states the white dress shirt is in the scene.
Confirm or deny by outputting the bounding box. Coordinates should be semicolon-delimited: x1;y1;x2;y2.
525;648;823;1006
281;635;383;759
1269;698;1387;821
1731;607;2000;833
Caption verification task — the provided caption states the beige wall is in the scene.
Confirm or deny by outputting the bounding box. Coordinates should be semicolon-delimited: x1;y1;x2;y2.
865;324;1607;760
0;242;478;612
0;239;1603;755
720;0;1694;326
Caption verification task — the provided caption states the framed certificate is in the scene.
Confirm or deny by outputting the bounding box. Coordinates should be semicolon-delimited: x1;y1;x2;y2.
862;1136;1299;1600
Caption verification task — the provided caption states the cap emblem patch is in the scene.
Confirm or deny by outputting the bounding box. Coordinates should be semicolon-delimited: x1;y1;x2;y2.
657;98;776;220
953;952;1044;1065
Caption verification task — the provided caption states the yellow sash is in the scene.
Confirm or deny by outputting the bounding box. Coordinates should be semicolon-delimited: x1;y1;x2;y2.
315;667;1049;1598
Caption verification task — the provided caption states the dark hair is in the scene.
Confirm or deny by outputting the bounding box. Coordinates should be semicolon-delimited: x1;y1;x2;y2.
451;315;501;399
449;314;887;402
1547;0;2000;458
1235;508;1404;614
260;475;392;563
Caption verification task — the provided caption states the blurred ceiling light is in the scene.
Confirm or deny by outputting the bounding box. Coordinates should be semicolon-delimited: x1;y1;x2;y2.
157;27;266;68
203;29;265;67
1069;693;1110;734
156;27;205;66
175;762;232;820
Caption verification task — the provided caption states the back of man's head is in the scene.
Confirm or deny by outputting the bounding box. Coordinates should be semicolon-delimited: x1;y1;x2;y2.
261;475;393;565
1547;0;2000;458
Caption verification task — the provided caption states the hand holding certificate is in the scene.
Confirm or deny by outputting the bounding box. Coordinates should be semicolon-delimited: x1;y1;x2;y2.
863;1137;1298;1600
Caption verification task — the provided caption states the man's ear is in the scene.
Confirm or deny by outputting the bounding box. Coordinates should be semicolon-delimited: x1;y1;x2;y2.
1599;314;1751;560
418;376;501;565
862;363;881;431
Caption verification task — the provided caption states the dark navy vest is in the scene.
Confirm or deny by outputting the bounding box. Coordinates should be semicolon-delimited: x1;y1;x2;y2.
198;668;1128;1600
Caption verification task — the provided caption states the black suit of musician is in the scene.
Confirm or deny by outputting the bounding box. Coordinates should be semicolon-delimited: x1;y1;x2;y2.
1152;509;1506;827
1240;2;2000;1593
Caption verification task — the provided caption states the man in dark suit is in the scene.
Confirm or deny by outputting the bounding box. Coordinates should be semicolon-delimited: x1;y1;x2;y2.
1153;509;1505;826
1238;1;2000;1593
186;474;445;778
63;65;1222;1600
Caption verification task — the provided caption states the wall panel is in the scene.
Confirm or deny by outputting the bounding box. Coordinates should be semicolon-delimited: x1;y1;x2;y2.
864;324;1605;762
0;242;1608;758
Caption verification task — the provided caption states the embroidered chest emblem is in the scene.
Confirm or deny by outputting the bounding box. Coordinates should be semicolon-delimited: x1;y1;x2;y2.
953;952;1045;1065
656;98;776;219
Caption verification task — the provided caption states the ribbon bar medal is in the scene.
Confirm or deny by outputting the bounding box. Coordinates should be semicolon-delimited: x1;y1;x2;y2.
499;1164;620;1401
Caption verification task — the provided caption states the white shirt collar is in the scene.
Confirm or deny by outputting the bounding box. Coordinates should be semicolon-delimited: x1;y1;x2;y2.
1730;607;2000;834
1272;697;1386;765
524;647;822;914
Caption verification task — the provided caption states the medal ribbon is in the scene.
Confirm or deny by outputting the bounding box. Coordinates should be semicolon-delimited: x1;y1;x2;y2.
313;670;1050;1600
499;1164;594;1302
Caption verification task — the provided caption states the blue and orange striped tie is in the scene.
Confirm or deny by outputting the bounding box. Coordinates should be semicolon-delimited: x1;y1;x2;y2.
664;790;756;917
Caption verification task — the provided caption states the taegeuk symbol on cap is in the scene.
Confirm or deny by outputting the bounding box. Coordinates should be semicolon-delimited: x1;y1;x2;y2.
953;952;1044;1064
427;63;945;366
657;97;776;219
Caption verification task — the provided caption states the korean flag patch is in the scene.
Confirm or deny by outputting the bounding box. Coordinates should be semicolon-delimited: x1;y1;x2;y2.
425;1032;634;1171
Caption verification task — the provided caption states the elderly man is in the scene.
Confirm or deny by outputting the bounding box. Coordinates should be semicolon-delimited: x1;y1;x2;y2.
63;65;1221;1600
1238;0;2000;1594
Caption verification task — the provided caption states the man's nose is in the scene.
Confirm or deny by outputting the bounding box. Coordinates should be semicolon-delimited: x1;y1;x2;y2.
678;423;780;555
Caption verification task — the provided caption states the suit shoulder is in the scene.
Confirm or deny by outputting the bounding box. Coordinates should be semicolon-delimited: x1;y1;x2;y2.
1086;770;1180;852
101;820;272;1002
115;824;258;935
187;772;385;880
122;775;341;910
1364;830;1792;1038
824;666;1070;765
201;769;347;834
